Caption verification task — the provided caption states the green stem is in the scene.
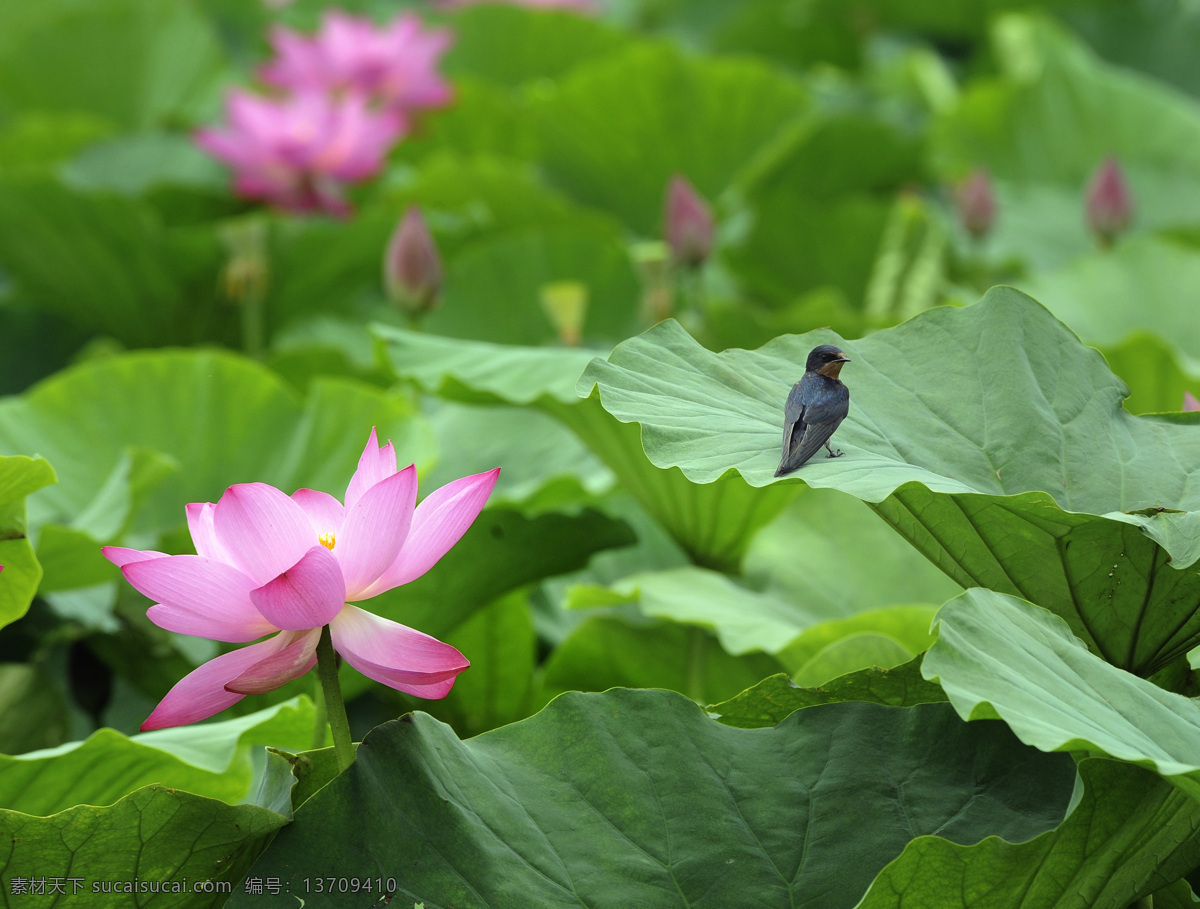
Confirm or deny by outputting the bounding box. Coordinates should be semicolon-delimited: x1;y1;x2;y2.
685;626;706;703
241;285;265;360
316;625;355;772
310;672;328;751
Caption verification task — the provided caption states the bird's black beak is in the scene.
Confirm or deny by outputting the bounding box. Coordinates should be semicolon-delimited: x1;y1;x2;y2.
835;354;851;363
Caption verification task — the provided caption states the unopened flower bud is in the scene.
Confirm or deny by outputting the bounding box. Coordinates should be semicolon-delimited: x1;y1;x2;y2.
384;206;442;317
664;175;714;268
1184;391;1200;412
1085;156;1133;247
955;167;996;240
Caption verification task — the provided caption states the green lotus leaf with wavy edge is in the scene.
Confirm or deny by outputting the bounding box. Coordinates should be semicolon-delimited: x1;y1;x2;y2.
1;786;286;909
0;697;313;816
231;690;1075;909
566;566;936;683
0;455;54;628
576;286;1200;676
530;42;810;235
923;588;1200;800
855;757;1200;909
710;658;948;730
444;2;631;89
0;349;433;590
372;323;797;570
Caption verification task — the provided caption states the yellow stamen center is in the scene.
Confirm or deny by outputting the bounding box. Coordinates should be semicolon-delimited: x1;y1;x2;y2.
318;532;336;551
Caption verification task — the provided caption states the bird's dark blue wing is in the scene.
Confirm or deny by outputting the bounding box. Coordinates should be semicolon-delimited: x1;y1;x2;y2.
776;376;849;475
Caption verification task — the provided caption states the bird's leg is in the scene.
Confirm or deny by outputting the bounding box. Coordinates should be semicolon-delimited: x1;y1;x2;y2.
824;442;844;459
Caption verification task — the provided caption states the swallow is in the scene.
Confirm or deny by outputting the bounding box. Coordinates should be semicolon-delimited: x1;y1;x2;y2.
775;344;851;477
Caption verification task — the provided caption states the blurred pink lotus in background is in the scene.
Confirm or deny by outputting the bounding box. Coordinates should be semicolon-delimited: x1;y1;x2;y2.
1185;391;1200;411
104;429;499;730
262;11;454;114
195;89;404;215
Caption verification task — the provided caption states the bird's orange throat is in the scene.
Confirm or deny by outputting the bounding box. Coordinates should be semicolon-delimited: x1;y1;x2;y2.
817;360;846;379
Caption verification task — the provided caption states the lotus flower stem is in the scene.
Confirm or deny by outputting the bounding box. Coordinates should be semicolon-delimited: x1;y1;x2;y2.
316;624;355;772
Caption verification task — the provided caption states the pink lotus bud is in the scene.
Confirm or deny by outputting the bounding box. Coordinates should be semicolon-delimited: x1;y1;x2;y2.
664;175;715;268
955;167;996;240
1184;391;1200;411
1085;156;1133;247
384;207;442;317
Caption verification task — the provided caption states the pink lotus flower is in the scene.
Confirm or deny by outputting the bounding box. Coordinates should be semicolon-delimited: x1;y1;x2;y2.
195;89;405;215
261;11;453;114
103;430;499;730
1185;391;1200;411
663;175;715;268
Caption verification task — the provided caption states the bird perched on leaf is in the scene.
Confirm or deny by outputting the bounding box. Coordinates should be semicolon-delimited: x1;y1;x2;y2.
775;345;851;477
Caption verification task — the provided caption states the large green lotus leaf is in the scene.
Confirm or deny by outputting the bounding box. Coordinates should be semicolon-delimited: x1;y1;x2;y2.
1024;235;1200;370
0;305;95;396
531;42;810;234
373;325;797;569
422;401;613;510
0;0;224;129
0;697;312;815
1062;1;1200;100
397;76;539;163
578;286;1200;675
1;786;285;909
933;15;1200;274
660;0;863;71
780;606;938;686
397;590;538;738
537;614;783;707
744;487;961;618
1101;332;1200;415
372;320;596;407
924;589;1200;804
266;210;395;331
0;179;229;347
566;566;816;654
427;226;642;345
382;153;623;259
61;131;228;199
0;111;115;174
353;505;636;664
231;691;1075;909
857;757;1200;909
711;658;948;730
724;113;922;313
0;456;54;628
444;3;630;88
0;350;429;545
566;566;936;683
